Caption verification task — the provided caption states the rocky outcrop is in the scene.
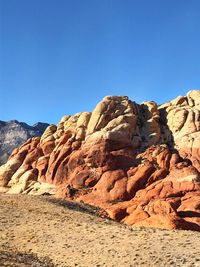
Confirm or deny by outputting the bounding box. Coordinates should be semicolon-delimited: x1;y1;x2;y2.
0;90;199;231
0;120;49;165
159;90;200;172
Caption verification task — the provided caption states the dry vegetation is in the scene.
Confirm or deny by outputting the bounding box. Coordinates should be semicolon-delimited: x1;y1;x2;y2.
1;193;200;267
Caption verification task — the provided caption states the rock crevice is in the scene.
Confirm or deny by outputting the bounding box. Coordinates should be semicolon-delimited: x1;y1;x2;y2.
0;90;200;231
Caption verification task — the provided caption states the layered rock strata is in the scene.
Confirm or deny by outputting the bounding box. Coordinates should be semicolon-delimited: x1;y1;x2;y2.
0;120;49;165
0;90;199;231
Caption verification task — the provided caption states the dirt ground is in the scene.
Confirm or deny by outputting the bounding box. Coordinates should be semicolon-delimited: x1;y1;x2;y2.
1;193;200;267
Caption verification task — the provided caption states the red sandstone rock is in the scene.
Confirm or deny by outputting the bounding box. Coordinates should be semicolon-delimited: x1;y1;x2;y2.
0;91;199;231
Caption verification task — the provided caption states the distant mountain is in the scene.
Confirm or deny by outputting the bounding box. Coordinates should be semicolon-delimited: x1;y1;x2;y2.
0;120;49;165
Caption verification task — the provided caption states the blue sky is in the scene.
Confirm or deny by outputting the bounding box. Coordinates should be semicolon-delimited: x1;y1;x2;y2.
1;0;200;125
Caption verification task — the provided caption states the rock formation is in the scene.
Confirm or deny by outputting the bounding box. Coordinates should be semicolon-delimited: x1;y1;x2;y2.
0;90;199;231
0;120;49;165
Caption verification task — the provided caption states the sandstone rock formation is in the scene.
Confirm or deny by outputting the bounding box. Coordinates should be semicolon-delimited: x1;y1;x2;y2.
0;90;199;231
0;120;49;165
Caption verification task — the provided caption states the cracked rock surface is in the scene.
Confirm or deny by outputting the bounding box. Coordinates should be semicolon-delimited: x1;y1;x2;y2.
0;90;200;231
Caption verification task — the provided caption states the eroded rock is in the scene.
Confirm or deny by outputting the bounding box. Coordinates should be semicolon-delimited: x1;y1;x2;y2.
0;90;199;231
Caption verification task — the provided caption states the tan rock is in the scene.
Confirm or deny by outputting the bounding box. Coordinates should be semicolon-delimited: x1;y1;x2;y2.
0;157;25;186
7;169;38;194
1;91;200;231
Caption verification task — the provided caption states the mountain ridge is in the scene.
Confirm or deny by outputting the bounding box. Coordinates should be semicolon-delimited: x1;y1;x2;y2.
0;120;49;165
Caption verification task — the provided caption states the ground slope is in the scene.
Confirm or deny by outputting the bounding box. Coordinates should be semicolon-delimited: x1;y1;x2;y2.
1;194;200;267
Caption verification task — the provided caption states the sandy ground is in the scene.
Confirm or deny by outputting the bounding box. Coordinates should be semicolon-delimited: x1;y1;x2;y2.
1;194;200;267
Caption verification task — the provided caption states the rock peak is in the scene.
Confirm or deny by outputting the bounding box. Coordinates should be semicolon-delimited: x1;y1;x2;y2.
0;120;49;165
0;90;200;231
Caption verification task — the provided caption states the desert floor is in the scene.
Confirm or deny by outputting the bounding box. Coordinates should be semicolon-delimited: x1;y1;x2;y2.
1;193;200;267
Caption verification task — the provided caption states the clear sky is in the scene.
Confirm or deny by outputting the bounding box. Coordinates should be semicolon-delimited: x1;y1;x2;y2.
1;0;200;125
